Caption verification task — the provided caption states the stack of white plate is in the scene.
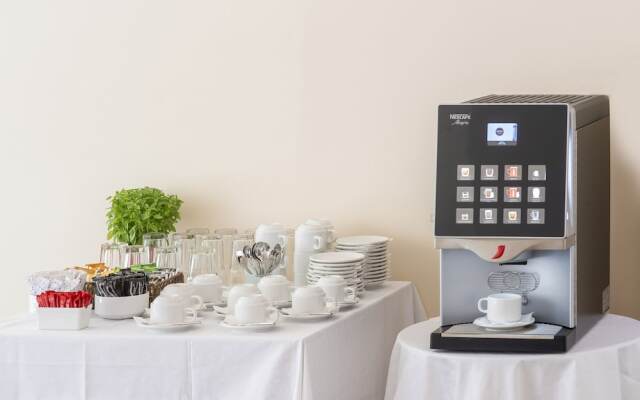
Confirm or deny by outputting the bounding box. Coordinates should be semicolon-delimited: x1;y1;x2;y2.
306;252;365;294
335;236;391;288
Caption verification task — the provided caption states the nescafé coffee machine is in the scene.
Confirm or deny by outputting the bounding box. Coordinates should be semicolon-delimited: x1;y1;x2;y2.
431;95;610;352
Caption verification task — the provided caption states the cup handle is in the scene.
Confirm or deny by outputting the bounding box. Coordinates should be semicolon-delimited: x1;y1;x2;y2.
271;307;280;323
184;307;197;322
313;236;323;250
345;287;355;298
327;229;336;244
477;298;488;314
190;295;204;310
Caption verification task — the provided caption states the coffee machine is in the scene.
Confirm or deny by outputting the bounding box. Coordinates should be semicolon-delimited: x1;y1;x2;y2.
431;95;610;352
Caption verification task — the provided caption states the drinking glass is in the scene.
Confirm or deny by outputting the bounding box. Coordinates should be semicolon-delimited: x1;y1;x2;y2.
170;233;196;274
214;228;238;283
186;228;210;250
155;246;179;271
143;232;169;264
234;232;253;240
189;252;214;280
120;245;148;269
201;235;225;278
231;237;254;284
169;232;195;245
241;229;255;240
100;242;122;268
214;228;238;236
279;229;295;278
186;228;210;236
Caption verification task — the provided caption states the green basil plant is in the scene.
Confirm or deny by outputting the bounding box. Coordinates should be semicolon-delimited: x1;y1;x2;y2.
106;187;183;245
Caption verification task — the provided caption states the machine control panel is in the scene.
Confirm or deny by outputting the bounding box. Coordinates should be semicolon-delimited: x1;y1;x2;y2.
454;164;546;225
435;104;567;237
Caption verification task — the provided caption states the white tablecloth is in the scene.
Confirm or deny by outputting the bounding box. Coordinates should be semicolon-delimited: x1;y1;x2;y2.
385;315;640;400
0;281;425;400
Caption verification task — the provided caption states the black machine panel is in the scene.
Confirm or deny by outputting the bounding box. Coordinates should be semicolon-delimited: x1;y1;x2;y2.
435;104;568;237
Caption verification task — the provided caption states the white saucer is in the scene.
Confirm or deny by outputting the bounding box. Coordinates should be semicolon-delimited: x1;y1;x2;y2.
310;252;365;264
212;305;228;318
220;309;279;331
280;305;336;320
330;295;359;310
202;300;226;311
473;313;535;330
133;316;202;331
271;299;292;308
335;235;390;246
364;280;387;288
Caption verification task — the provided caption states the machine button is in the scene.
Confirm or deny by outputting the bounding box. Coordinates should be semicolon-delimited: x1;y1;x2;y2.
504;186;522;202
527;186;546;202
456;186;474;202
457;165;475;181
479;208;497;224
504;165;522;181
480;186;498;202
480;165;499;181
527;208;545;224
528;165;547;181
455;208;474;224
503;208;521;224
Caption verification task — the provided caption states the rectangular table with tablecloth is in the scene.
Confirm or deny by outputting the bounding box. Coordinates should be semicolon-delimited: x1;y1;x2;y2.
0;281;425;400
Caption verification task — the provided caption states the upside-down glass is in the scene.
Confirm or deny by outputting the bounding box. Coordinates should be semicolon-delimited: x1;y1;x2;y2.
186;228;210;250
120;245;148;269
169;232;195;245
186;228;210;236
214;228;238;236
241;229;255;240
170;233;196;274
143;232;169;264
231;237;254;283
200;235;225;278
155;246;179;271
189;252;214;280
100;242;122;268
214;228;238;283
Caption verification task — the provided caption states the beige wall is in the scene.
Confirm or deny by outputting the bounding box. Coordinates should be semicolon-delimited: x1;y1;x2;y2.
0;0;638;319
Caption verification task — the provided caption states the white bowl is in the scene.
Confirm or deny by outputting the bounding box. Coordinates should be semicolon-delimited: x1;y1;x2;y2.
37;307;92;330
94;292;149;320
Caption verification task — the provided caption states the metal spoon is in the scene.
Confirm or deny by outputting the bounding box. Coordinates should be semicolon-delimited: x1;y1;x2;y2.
242;245;252;260
251;242;270;262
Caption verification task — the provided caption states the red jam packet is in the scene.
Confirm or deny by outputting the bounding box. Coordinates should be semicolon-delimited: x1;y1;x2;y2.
36;291;92;308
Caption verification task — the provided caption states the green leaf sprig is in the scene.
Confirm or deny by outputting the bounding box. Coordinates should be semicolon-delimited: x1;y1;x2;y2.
106;187;183;245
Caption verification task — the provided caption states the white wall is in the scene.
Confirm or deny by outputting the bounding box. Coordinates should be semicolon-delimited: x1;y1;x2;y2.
1;0;639;319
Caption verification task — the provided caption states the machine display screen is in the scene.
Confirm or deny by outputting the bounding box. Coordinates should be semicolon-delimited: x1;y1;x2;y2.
487;123;518;146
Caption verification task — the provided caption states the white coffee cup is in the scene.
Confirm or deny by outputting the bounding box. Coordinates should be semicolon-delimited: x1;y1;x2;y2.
258;275;291;304
150;294;196;324
191;274;223;304
477;293;522;323
292;286;326;314
235;294;270;324
294;223;334;252
316;275;355;303
227;283;259;314
161;283;204;311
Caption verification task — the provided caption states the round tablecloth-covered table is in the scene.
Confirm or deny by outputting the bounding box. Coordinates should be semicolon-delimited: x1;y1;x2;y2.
385;314;640;400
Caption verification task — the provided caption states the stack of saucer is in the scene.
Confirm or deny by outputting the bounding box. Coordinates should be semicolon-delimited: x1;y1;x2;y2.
306;252;365;294
335;236;391;288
